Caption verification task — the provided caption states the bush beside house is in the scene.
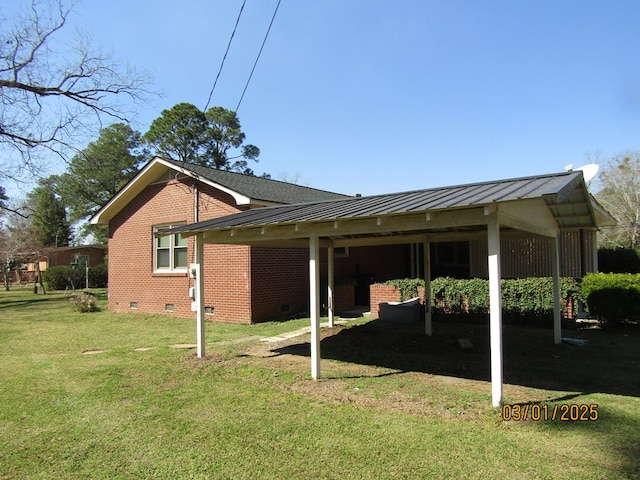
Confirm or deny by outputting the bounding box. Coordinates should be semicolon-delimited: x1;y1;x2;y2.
597;248;640;274
370;277;582;324
582;273;640;327
43;264;108;291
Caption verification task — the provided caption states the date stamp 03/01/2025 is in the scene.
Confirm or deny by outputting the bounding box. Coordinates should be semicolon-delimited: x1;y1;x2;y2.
501;404;599;422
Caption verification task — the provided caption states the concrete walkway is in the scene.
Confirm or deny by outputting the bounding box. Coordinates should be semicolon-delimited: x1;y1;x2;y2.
259;319;349;343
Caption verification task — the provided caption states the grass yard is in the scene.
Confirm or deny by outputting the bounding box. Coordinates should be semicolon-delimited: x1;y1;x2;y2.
1;287;639;479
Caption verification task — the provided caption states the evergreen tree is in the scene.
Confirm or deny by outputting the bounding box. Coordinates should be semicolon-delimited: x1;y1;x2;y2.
57;123;148;245
27;179;72;248
143;103;261;175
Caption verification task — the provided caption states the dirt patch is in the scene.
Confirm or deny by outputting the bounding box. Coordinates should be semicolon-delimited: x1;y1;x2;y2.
187;319;640;416
239;326;500;418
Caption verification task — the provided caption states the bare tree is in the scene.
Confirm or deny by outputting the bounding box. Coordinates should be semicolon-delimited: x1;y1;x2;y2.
596;153;640;249
0;208;36;291
0;0;153;182
277;171;310;186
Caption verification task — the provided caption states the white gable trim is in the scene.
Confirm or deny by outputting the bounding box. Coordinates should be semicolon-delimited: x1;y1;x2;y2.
90;157;271;225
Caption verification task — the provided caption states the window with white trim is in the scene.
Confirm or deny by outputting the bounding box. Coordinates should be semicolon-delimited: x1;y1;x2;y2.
154;224;188;272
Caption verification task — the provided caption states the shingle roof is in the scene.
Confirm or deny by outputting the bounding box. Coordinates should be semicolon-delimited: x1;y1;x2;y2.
162;159;349;204
90;156;350;225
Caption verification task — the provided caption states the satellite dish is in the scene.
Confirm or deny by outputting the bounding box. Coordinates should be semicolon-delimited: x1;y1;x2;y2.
574;163;599;183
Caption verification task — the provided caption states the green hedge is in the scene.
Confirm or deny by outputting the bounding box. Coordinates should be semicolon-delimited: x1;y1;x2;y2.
88;263;108;288
431;277;580;323
42;264;108;290
384;278;425;301
384;277;581;324
598;248;640;273
42;266;73;290
582;273;640;327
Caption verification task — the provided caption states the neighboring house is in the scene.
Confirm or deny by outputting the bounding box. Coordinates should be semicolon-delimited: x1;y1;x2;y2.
15;246;106;284
92;158;614;323
45;245;106;268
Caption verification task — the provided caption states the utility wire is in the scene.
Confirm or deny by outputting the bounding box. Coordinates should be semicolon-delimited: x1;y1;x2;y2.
235;0;282;113
204;0;247;112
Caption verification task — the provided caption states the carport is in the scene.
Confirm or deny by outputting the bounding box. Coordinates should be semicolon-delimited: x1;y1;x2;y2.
164;170;614;407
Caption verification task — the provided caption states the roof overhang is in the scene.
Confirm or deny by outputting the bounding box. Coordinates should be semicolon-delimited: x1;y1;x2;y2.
165;200;554;248
162;171;611;248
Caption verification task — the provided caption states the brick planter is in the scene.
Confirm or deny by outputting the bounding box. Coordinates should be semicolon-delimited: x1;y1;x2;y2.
369;284;399;318
370;283;427;318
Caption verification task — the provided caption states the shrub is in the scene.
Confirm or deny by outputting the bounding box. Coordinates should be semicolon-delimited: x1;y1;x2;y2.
42;265;73;291
430;276;581;324
582;273;640;327
42;264;107;290
598;248;640;273
384;278;425;301
88;263;108;288
42;265;88;290
69;292;100;313
430;277;489;317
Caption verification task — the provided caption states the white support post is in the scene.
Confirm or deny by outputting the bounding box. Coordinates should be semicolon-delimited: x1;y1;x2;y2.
423;239;432;336
551;234;562;344
487;217;503;407
309;236;321;379
194;233;205;359
327;243;335;328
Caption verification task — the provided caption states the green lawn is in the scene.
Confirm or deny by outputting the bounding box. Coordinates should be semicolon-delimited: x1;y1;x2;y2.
1;287;638;479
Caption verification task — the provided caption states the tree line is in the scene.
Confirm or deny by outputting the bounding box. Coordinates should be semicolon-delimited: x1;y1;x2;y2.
0;1;268;289
1;0;639;288
0;103;263;259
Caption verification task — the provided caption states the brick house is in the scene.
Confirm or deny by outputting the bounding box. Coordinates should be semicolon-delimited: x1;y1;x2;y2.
13;245;106;284
96;163;614;407
91;157;409;322
93;159;613;324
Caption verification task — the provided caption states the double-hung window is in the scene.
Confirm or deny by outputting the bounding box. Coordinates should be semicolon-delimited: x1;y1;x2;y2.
154;224;188;272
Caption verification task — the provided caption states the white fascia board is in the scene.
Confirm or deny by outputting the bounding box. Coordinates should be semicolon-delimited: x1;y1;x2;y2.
90;158;166;225
155;158;253;206
90;157;267;225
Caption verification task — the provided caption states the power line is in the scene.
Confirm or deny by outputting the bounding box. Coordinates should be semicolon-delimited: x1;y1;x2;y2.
235;0;282;113
204;0;247;112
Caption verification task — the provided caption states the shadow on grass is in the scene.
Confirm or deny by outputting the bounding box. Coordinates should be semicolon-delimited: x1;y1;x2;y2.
272;318;640;477
271;318;640;398
0;294;70;310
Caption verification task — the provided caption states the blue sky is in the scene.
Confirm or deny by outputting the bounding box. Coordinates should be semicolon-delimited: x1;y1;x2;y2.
10;0;640;196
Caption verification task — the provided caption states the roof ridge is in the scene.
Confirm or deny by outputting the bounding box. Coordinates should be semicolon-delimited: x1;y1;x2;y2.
356;170;579;200
161;158;349;197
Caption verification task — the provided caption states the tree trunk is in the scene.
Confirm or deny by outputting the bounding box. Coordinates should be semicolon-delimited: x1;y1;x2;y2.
34;262;46;294
2;264;10;291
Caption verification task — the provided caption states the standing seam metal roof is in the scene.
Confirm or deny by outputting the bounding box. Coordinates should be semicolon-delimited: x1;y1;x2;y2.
166;171;591;234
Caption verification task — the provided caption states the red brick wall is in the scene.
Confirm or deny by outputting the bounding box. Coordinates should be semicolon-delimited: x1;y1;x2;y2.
108;173;417;323
369;284;400;318
108;178;253;322
333;283;355;314
250;246;310;322
203;243;252;323
342;245;407;283
369;284;426;318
